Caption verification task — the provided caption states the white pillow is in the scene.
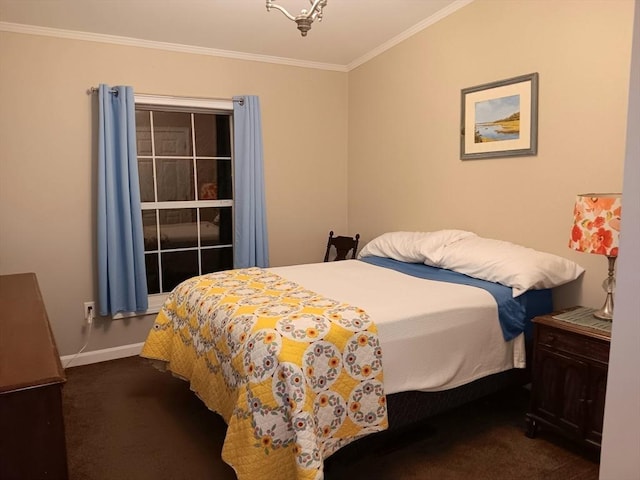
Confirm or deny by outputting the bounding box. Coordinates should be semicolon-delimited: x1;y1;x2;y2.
439;236;585;297
358;230;477;265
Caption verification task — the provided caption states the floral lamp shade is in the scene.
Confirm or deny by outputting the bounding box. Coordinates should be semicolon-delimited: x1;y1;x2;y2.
569;193;622;257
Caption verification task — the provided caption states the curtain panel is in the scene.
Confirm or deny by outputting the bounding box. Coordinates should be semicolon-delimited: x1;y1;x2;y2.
233;96;269;268
97;84;148;316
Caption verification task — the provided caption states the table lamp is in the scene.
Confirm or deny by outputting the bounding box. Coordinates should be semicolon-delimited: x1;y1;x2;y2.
569;193;622;320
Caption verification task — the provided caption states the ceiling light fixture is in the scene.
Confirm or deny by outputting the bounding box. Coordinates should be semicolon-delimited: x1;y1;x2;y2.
266;0;327;37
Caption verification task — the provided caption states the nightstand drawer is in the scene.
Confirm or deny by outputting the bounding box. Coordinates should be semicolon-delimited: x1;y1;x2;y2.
537;324;609;364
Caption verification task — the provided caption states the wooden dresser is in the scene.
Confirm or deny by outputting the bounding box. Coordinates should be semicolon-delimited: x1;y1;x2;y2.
0;273;69;479
525;309;610;453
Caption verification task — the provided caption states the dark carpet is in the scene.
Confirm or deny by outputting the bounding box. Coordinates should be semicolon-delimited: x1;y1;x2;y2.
62;356;599;480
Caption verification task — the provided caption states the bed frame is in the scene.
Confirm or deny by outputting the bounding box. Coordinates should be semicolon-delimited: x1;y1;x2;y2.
324;348;532;469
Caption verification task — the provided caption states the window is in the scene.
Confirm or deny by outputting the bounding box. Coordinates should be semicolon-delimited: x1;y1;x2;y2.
134;96;234;311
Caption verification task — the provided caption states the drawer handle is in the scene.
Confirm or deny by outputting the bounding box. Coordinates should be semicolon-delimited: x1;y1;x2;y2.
547;334;556;342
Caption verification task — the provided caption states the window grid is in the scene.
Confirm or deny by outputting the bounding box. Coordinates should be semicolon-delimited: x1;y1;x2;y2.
138;108;234;295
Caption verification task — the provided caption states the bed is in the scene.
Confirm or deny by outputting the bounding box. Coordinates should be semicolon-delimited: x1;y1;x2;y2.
140;230;584;480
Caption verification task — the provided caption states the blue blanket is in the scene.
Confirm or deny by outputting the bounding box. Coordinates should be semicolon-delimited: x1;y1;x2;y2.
359;256;552;341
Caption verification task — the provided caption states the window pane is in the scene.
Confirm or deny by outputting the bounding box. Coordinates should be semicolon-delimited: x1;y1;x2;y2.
161;250;199;292
193;113;231;157
216;115;231;157
145;253;160;294
196;159;232;201
135;111;152;155
194;113;216;157
197;159;217;199
202;247;233;274
216;160;233;199
156;159;195;201
219;207;233;245
142;210;158;251
200;207;230;246
138;159;155;202
200;208;219;246
159;209;197;249
153;112;192;156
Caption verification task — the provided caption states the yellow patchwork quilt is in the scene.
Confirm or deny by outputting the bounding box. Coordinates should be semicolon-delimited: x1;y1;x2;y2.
141;267;388;480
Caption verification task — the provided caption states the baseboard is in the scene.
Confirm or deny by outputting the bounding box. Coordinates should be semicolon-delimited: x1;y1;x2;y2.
61;342;144;368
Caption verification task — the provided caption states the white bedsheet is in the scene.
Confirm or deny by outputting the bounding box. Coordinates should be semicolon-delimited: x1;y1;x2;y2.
270;260;525;395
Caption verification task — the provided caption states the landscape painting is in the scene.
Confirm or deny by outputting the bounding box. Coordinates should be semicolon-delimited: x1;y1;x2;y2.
460;73;538;160
474;94;520;143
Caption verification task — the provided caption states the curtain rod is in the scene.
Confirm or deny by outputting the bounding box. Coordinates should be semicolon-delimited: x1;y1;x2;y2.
86;87;244;105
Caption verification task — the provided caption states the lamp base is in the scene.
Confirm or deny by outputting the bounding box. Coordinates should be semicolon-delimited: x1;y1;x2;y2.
593;291;614;321
593;310;613;321
593;256;617;321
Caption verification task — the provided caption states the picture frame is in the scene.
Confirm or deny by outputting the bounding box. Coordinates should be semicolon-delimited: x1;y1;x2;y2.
460;72;538;160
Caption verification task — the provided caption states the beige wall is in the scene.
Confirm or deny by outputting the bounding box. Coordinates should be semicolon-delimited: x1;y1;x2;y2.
0;33;348;355
348;0;634;310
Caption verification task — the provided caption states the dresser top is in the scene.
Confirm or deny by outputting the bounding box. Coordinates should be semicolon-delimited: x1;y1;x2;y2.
0;273;66;393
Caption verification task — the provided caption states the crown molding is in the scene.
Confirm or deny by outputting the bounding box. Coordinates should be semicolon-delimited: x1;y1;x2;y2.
0;21;348;73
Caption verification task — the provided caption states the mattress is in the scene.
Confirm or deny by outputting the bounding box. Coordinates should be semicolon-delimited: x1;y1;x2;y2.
269;259;525;395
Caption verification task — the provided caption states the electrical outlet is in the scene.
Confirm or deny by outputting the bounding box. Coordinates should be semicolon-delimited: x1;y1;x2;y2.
84;301;95;324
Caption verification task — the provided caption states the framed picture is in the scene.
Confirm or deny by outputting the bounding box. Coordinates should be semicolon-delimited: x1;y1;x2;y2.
460;72;538;160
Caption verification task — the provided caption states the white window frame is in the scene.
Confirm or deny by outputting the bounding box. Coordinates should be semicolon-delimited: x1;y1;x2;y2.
114;94;234;319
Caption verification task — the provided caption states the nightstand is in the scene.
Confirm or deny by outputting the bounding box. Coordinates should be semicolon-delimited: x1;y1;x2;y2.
525;308;611;453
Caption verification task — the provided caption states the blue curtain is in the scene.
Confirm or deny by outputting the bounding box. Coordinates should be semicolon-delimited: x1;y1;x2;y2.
97;84;148;316
233;96;269;268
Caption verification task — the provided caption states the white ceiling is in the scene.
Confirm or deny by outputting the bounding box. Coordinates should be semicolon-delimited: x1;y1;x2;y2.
0;0;469;70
